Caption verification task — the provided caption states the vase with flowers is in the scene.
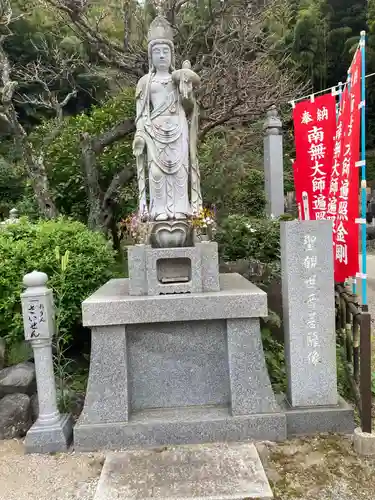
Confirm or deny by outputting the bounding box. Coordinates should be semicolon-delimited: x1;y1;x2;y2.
118;210;153;246
190;206;217;243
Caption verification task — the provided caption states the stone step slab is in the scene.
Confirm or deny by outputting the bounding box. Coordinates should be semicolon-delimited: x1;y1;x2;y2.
94;442;273;500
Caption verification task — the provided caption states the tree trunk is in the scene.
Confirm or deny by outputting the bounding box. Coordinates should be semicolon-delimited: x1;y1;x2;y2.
81;132;105;231
81;119;136;233
30;175;59;219
19;133;59;219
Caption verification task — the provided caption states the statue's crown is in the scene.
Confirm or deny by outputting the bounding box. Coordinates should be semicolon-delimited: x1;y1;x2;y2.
147;16;174;44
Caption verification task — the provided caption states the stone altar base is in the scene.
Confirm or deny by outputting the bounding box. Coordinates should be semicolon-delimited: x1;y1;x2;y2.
74;273;286;451
93;442;274;499
75;407;286;451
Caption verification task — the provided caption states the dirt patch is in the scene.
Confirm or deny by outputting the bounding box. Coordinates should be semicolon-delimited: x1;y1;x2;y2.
257;434;375;499
0;439;104;500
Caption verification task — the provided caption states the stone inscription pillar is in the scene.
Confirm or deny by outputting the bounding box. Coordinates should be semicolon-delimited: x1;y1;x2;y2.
21;271;73;453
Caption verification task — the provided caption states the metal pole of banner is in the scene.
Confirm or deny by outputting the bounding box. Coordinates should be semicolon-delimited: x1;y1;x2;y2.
360;31;368;308
337;81;343;116
346;72;358;295
288;71;375;106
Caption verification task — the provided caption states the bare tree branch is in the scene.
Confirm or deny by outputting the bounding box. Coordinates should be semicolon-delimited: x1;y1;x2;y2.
102;165;134;215
187;1;306;139
0;7;59;218
42;0;305;137
41;0;146;78
92;119;135;154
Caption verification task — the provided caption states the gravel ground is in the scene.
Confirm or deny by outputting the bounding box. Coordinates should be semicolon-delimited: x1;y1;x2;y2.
1;435;375;500
0;440;104;500
258;434;375;500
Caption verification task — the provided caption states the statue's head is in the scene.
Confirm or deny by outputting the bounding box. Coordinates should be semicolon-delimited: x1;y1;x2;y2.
147;16;175;72
151;43;172;72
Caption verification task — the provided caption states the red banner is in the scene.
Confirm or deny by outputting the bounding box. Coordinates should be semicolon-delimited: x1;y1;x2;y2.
293;94;337;220
292;54;361;282
332;49;361;282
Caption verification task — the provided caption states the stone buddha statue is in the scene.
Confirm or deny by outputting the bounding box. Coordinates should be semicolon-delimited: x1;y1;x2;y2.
133;16;202;246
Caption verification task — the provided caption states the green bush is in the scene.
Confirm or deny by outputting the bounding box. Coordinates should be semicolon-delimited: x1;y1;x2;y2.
199;131;266;218
0;158;26;219
228;169;266;218
0;218;117;347
0;156;41;221
261;327;286;393
215;214;280;263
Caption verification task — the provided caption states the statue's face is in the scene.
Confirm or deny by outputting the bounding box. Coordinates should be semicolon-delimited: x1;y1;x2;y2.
151;43;171;71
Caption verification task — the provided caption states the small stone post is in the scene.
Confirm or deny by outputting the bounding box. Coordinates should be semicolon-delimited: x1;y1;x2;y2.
1;207;19;229
21;271;73;454
263;106;284;217
9;207;19;221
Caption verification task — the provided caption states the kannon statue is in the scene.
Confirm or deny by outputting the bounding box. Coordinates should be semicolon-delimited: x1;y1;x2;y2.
133;16;202;231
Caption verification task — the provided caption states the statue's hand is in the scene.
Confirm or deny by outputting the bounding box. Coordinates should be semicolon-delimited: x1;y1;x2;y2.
173;64;199;100
133;136;145;156
179;79;190;100
180;66;200;87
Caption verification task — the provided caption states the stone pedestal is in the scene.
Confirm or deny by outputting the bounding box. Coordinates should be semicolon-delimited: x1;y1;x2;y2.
354;427;375;456
25;413;73;454
128;242;220;296
279;395;355;437
74;273;286;451
75;235;355;451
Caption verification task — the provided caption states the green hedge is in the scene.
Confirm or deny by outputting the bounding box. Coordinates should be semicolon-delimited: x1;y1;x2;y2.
199;132;266;218
0;218;117;346
216;215;281;263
